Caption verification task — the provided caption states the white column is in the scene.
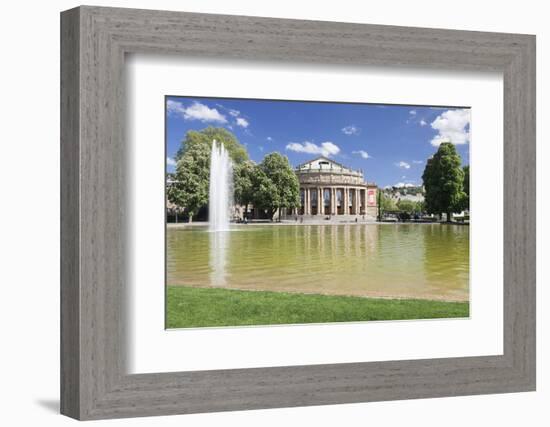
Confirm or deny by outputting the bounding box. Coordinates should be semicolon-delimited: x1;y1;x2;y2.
344;188;348;215
314;187;318;215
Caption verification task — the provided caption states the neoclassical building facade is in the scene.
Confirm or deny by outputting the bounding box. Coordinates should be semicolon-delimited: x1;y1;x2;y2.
285;157;378;220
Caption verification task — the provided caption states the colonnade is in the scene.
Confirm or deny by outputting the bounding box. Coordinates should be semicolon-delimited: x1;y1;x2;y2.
298;186;368;216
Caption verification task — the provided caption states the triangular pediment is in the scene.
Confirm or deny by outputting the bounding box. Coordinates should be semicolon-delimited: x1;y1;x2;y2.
297;156;342;169
297;156;357;173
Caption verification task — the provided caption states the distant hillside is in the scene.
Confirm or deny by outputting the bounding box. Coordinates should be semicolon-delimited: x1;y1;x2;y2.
383;185;424;196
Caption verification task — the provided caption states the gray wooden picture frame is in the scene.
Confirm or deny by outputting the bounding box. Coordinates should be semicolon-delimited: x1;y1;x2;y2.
60;5;536;421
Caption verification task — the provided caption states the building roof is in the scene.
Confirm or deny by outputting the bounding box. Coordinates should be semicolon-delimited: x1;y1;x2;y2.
294;157;377;187
295;156;360;174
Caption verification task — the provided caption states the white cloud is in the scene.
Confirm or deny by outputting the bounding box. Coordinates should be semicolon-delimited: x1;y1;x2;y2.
166;100;185;115
166;157;176;167
167;100;227;124
266;136;273;142
236;117;249;128
412;160;424;164
217;105;251;128
406;111;428;126
352;150;371;159
342;125;360;135
430;108;471;146
395;161;411;169
285;141;340;157
183;102;227;123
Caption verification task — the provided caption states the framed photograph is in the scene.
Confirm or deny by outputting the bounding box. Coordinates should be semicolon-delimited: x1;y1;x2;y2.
163;97;471;330
61;6;536;420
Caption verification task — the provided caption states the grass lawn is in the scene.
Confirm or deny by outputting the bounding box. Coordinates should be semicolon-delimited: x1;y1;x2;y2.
166;286;469;328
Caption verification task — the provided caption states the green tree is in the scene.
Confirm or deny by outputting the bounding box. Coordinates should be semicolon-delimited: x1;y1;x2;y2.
414;200;425;213
379;192;397;214
167;142;210;222
421;142;466;222
396;199;416;213
255;152;300;220
461;165;470;211
176;127;248;164
233;160;256;217
168;127;248;222
250;168;280;219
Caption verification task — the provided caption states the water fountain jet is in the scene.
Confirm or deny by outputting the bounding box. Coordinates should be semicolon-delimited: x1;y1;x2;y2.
209;140;233;232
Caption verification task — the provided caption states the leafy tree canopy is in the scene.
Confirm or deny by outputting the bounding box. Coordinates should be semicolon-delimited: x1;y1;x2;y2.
168;127;248;221
379;193;398;212
176;127;248;165
463;165;470;196
167;141;210;221
421;142;466;221
414;200;425;213
250;168;280;218
254;152;300;219
396;199;416;213
233;160;256;211
460;165;470;211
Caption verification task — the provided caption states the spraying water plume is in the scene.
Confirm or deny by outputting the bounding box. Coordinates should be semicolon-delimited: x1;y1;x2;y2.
208;140;233;231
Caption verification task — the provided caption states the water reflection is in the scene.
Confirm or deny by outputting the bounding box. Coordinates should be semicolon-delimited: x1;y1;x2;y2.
167;224;469;301
209;231;229;287
422;224;469;301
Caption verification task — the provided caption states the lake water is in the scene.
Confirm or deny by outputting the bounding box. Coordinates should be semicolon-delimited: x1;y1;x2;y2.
167;223;469;302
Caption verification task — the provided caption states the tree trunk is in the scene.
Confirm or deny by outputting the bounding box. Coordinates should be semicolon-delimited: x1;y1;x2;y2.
446;211;452;223
188;213;193;223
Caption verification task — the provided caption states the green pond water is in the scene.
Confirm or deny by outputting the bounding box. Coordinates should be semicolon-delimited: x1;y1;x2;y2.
167;223;469;302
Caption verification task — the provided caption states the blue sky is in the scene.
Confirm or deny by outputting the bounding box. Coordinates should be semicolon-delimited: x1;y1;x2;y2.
166;96;470;188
